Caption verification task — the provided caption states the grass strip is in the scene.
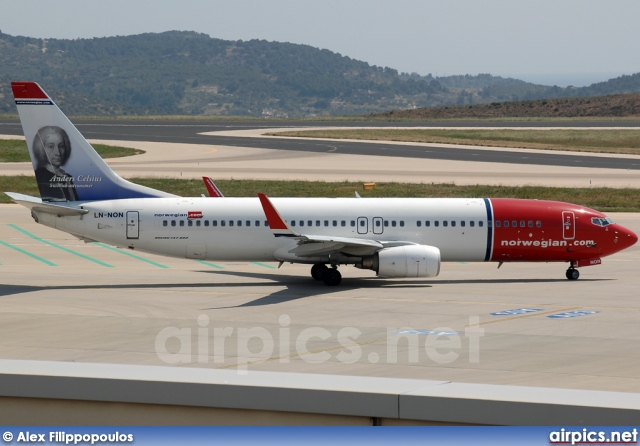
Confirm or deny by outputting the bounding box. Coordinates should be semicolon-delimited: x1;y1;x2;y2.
268;129;640;155
0;140;144;162
1;177;638;212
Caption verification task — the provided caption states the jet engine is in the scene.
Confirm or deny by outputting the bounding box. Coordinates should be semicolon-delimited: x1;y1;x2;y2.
359;245;441;278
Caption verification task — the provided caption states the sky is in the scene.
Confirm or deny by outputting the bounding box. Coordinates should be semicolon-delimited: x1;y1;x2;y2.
2;0;639;87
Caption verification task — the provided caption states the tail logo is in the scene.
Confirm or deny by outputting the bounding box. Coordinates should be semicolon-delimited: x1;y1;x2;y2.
12;81;176;202
32;126;82;202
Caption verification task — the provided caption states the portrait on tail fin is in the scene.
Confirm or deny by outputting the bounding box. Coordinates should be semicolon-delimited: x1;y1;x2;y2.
32;125;79;201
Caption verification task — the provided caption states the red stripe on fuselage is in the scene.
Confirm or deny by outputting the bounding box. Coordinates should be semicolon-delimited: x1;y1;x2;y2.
490;198;609;262
11;82;48;99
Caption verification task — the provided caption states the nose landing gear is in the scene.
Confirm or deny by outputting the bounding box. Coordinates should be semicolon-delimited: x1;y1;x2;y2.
566;262;580;280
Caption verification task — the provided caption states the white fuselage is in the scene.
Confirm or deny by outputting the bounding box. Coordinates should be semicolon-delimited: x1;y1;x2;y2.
37;197;491;263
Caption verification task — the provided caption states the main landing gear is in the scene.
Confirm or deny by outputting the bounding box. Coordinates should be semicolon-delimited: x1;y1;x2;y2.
566;262;580;281
311;263;342;286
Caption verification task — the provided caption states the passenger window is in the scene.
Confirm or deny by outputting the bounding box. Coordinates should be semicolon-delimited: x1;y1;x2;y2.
384;220;389;227
333;220;337;227
351;221;356;227
316;220;320;227
520;220;525;228
171;220;176;226
188;220;193;227
392;221;397;227
375;220;381;227
324;220;329;227
205;220;210;227
470;221;475;227
221;220;226;227
451;221;456;227
400;221;404;227
461;221;465;227
434;221;439;227
163;220;167;227
504;221;509;228
246;220;251;227
255;220;260;227
512;220;517;228
417;221;422;227
212;220;218;227
179;220;185;227
528;221;533;228
196;220;201;227
308;220;312;227
291;221;296;227
229;220;234;227
536;221;541;228
360;220;365;227
425;221;430;227
299;221;304;227
496;221;501;228
443;221;448;227
341;221;346;227
479;221;484;227
237;220;242;227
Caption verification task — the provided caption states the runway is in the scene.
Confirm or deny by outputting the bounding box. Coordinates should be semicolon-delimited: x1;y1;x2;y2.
1;205;639;393
2;123;640;187
2;118;640;173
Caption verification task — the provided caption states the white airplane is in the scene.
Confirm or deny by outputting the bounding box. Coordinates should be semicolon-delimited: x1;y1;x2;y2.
7;82;638;286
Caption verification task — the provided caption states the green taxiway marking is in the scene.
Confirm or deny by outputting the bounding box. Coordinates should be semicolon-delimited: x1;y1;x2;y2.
196;260;224;269
0;239;57;266
252;261;277;269
8;224;113;267
93;242;169;268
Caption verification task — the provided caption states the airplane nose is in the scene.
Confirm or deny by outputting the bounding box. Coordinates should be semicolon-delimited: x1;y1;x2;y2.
616;225;638;250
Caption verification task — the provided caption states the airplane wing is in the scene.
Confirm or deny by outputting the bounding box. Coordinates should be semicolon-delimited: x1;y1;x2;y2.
258;193;408;258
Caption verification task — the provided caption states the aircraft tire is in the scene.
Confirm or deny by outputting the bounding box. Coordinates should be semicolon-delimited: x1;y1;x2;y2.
322;268;342;286
311;263;328;281
566;268;580;280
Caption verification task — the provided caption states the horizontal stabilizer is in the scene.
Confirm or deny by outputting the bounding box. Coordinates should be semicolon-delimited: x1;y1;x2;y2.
5;192;88;216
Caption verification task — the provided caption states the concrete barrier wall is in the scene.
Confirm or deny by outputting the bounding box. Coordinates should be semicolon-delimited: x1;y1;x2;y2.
1;359;639;425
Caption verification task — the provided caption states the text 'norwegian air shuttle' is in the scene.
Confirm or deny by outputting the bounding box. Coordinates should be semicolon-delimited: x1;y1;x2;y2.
7;82;637;286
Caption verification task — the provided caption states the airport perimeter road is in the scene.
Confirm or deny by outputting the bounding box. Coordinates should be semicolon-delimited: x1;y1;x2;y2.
1;205;639;393
2;118;640;170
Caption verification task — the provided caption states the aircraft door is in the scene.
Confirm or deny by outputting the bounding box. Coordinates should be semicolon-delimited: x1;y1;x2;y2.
372;217;384;235
562;211;575;240
357;217;368;234
126;211;139;239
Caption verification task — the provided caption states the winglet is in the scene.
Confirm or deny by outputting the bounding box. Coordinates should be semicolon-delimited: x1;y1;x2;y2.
258;193;299;237
202;176;224;197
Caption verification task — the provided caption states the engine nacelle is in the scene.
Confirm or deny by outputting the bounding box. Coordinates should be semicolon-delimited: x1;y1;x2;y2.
360;245;441;278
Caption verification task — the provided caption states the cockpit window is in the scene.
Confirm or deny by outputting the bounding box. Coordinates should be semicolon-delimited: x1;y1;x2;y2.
591;217;614;227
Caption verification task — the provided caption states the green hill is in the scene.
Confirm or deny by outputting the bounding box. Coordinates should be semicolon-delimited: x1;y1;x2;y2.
0;30;638;117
